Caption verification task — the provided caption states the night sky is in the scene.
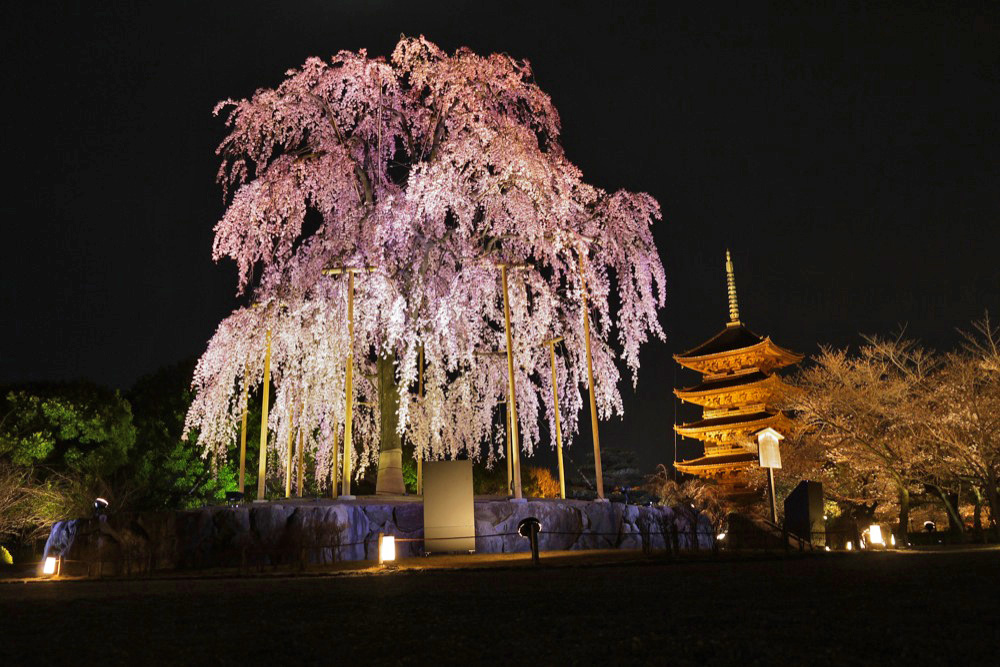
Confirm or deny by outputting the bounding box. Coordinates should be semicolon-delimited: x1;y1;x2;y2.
4;2;998;471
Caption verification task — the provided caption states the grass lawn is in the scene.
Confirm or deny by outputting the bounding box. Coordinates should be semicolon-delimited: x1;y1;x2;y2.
1;547;998;665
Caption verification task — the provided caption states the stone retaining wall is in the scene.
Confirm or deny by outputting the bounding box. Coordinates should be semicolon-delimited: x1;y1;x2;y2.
42;499;711;573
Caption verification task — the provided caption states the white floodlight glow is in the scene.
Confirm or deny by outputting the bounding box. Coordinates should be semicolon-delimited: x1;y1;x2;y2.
890;534;896;547
824;546;831;552
42;556;57;576
846;541;853;551
869;525;884;546
716;532;727;541
379;535;396;565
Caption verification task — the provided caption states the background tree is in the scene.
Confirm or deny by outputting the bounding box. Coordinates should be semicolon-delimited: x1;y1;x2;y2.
186;36;666;492
787;336;937;542
522;466;561;498
0;383;135;490
925;314;1000;538
126;361;240;509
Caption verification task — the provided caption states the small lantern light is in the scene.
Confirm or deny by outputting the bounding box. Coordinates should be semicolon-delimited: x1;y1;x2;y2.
846;541;853;551
378;533;396;565
869;525;884;546
517;517;542;565
94;497;109;518
42;556;58;576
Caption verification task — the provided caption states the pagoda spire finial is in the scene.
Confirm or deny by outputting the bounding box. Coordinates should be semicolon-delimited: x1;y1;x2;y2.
726;249;741;326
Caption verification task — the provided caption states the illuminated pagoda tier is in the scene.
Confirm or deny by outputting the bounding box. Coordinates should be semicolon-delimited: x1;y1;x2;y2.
672;251;802;493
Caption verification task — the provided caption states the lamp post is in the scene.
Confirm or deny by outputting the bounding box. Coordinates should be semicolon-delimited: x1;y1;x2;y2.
543;336;567;499
577;249;605;500
498;263;528;500
256;329;272;501
322;266;377;499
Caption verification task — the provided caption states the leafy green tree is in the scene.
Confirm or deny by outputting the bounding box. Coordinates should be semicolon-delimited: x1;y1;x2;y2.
0;383;135;480
126;361;242;509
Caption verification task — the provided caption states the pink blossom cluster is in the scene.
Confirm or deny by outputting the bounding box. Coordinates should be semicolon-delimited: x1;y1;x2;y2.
185;36;666;484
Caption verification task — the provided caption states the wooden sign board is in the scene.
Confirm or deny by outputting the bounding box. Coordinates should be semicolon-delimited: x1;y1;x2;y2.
758;435;782;469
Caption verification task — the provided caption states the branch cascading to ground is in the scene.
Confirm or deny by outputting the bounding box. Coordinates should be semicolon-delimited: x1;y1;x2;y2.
184;36;666;484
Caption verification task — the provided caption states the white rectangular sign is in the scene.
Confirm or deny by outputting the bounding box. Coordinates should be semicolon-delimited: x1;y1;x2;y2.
758;437;782;469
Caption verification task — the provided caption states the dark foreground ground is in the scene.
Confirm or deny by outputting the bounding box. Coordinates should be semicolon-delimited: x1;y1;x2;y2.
1;548;998;665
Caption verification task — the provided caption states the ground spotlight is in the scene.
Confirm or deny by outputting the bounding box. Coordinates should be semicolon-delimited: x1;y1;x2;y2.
378;533;396;566
41;556;58;577
518;517;542;565
94;497;109;517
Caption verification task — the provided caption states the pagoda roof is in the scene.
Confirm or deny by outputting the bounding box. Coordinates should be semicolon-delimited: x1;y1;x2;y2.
673;326;803;374
676;410;777;433
675;324;764;358
676;370;771;395
675;451;758;473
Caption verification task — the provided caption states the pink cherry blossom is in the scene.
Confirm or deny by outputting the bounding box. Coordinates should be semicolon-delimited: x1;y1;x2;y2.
186;36;666;486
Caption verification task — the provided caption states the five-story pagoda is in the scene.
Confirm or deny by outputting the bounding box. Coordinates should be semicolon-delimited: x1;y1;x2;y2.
673;251;802;494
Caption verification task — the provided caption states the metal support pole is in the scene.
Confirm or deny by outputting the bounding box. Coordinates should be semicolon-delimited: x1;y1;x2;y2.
238;363;249;494
545;337;567;499
256;329;272;501
500;264;523;500
578;251;604;499
767;467;778;524
343;271;355;498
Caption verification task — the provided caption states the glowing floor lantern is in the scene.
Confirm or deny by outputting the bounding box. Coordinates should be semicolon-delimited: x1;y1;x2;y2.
846;541;853;551
378;533;396;566
42;556;58;576
869;525;884;546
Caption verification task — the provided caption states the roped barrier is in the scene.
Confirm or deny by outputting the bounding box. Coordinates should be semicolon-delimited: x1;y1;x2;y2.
23;527;871;579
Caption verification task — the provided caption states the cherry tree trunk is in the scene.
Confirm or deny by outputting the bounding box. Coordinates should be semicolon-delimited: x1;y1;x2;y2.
897;486;910;546
928;485;964;542
375;352;405;495
986;471;1000;541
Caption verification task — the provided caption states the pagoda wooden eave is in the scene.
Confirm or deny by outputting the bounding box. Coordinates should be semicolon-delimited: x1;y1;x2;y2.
673;336;803;374
675;410;780;437
674;372;780;406
674;452;758;475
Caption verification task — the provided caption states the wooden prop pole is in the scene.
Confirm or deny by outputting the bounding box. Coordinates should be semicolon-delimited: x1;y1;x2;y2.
500;264;523;500
256;329;272;500
578;251;604;500
238;363;249;494
544;337;567;499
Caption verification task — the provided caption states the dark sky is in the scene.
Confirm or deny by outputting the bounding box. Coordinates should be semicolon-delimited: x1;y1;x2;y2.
3;2;998;470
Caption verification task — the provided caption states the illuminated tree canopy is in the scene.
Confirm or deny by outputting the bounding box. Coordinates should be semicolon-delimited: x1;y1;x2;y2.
185;36;666;485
